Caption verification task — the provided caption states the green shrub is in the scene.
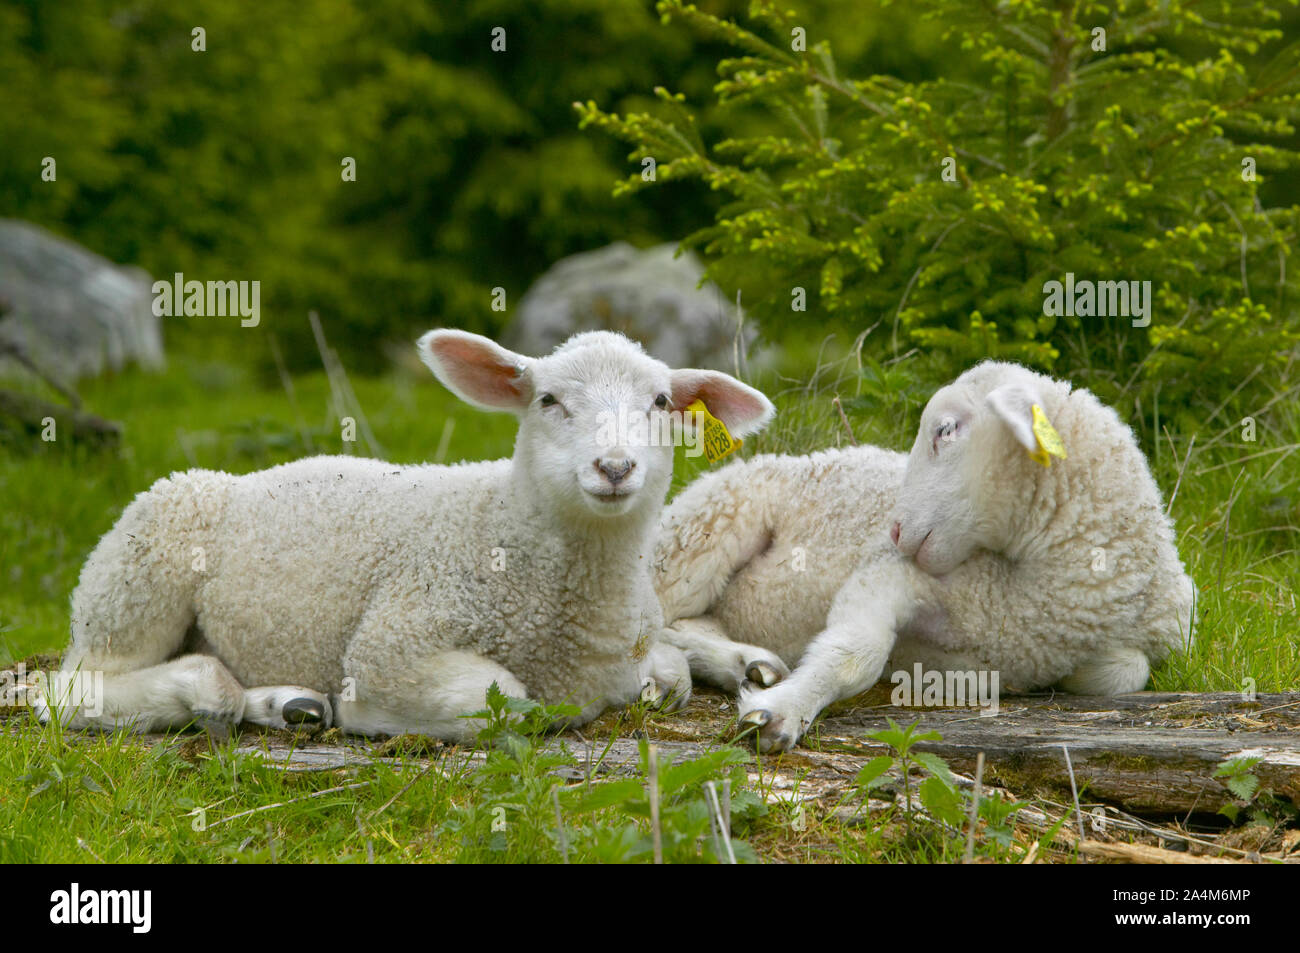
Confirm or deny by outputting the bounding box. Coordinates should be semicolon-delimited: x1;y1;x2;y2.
578;0;1300;429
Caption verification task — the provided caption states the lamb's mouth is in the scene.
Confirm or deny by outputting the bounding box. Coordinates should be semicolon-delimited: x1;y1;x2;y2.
909;528;934;563
586;488;635;503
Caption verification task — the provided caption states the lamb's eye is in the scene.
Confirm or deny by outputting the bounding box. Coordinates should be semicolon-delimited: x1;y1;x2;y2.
654;394;670;410
539;393;557;407
932;418;959;451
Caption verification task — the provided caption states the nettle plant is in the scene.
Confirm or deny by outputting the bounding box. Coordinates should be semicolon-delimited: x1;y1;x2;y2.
578;0;1300;426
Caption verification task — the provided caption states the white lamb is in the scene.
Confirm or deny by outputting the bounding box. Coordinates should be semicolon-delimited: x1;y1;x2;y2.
35;329;774;741
654;360;1196;752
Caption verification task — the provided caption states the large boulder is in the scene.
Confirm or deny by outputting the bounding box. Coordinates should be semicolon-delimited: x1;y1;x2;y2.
0;219;163;382
504;242;758;371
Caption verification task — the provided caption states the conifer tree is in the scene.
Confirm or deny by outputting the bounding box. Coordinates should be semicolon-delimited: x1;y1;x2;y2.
578;0;1300;424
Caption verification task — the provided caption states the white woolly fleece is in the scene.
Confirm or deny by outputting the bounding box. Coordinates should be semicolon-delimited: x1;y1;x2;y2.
654;360;1197;751
48;330;774;740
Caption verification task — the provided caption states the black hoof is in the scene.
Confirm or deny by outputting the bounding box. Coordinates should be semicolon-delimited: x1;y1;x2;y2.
283;698;326;725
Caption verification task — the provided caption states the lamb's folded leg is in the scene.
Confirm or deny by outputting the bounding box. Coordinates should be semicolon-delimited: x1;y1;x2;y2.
637;641;693;711
737;558;920;753
33;653;247;733
660;616;788;693
336;646;529;743
1059;647;1150;695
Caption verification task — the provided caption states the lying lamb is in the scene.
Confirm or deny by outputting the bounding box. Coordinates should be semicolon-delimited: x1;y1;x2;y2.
36;329;774;741
654;360;1196;752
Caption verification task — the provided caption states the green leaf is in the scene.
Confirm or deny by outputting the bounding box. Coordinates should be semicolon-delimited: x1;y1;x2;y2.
1226;773;1259;803
913;751;958;791
560;779;646;815
855;755;895;791
659;748;748;795
1255;39;1300;95
919;775;965;827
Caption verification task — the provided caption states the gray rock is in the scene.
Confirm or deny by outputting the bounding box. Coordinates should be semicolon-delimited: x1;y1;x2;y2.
0;219;164;382
504;242;757;371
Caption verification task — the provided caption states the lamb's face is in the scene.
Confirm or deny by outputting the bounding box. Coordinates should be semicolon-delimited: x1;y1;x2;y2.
892;361;1058;575
521;339;678;519
419;329;775;523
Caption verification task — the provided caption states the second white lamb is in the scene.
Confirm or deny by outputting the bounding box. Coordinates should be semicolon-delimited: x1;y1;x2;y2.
654;360;1196;751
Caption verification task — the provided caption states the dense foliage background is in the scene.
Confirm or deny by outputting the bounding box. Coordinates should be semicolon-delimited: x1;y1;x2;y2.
582;0;1300;428
1;0;955;370
5;0;1297;427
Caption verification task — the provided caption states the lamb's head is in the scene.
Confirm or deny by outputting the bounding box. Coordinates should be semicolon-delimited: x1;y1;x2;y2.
419;329;774;521
891;360;1071;575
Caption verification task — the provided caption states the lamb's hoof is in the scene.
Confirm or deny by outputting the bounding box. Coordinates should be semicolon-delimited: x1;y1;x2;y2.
735;708;797;753
746;660;784;688
243;687;334;730
18;682;53;726
639;678;664;707
283;697;327;725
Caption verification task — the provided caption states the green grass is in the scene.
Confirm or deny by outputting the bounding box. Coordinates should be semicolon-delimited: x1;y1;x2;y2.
0;688;1073;864
0;336;1296;863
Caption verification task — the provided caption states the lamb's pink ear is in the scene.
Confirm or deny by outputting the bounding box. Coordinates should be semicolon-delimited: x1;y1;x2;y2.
418;330;532;413
985;382;1041;454
670;369;775;438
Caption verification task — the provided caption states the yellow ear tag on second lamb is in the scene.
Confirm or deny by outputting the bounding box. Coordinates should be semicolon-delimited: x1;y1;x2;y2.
1028;403;1067;467
685;399;741;463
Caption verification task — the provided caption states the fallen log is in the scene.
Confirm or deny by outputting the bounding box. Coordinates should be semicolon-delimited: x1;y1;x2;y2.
217;689;1300;817
1078;841;1241;865
6;661;1295;818
810;689;1300;815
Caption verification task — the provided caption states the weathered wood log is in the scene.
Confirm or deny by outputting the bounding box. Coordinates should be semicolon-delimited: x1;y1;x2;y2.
810;689;1300;815
7;662;1293;819
1078;841;1240;864
0;387;121;447
0;336;82;408
217;690;1300;818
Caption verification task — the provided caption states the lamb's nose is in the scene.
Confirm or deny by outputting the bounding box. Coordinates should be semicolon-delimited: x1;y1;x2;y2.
890;522;901;546
597;458;634;484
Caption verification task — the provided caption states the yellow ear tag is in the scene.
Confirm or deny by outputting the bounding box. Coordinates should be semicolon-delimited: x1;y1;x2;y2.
1028;403;1067;467
685;399;741;463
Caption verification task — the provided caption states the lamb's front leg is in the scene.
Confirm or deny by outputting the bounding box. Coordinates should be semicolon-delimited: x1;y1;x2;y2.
738;560;920;753
660;616;789;693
